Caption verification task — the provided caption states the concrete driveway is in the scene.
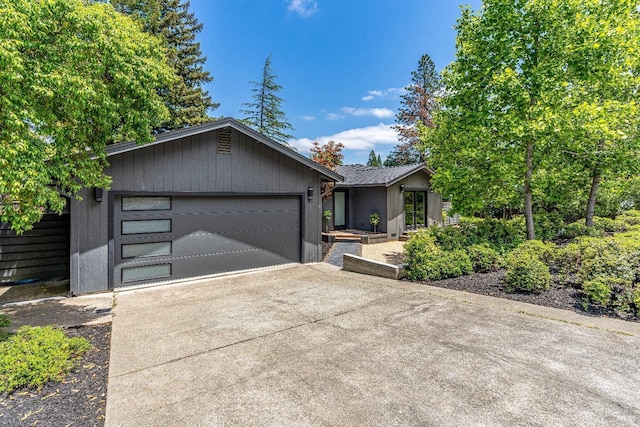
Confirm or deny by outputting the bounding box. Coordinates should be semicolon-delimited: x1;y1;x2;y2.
106;264;640;426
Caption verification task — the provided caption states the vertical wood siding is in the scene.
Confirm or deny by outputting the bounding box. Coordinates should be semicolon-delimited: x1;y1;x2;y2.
1;214;70;284
71;128;323;294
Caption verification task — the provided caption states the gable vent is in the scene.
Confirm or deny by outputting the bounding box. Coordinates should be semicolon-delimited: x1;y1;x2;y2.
217;128;231;154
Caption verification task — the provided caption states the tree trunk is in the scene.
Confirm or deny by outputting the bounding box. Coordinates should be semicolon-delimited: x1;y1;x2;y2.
524;141;536;240
585;169;601;227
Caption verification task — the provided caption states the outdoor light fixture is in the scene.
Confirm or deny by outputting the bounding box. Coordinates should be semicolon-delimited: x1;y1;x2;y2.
307;186;314;200
94;187;104;203
400;184;404;192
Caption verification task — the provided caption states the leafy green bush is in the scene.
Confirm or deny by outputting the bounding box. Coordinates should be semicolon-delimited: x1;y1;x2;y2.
404;230;473;281
618;210;640;226
466;244;502;272
582;277;613;306
533;212;565;241
0;326;91;394
0;315;10;342
593;217;628;233
560;220;604;240
504;251;551;293
509;239;557;265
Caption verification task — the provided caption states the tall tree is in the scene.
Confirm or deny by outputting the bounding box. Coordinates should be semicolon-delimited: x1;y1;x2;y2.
423;0;640;239
383;142;420;167
310;140;344;198
111;0;218;131
241;54;294;146
391;53;441;162
367;150;382;167
0;0;174;232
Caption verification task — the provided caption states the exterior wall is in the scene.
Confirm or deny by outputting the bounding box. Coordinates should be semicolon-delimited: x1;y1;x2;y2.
348;187;387;233
70;128;323;294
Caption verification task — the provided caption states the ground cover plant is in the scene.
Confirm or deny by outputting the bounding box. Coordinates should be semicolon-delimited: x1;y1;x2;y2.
405;210;640;320
0;318;91;394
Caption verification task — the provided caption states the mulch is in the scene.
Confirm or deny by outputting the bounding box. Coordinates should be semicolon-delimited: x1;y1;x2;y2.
0;323;111;427
423;270;640;323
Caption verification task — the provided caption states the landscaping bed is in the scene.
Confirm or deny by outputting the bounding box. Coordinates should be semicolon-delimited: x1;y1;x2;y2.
423;270;639;322
0;323;111;426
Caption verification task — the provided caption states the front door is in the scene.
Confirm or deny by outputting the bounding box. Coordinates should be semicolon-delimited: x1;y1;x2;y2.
404;191;426;229
334;190;347;230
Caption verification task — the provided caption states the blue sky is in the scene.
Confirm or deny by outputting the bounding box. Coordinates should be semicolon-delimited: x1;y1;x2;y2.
189;0;483;164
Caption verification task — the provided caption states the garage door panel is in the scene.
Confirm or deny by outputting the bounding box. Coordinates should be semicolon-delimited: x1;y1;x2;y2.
113;195;301;288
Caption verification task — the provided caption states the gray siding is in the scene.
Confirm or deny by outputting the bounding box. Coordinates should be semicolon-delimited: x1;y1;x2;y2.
1;214;70;284
71;128;323;294
348;187;387;232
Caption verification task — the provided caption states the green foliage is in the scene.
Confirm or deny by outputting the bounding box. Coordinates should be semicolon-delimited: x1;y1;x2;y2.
424;0;640;234
533;212;565;241
0;315;11;342
366;150;382;167
241;54;294;146
426;217;525;253
0;326;90;394
561;220;604;240
323;210;332;221
383;142;420;167
0;0;174;233
404;230;473;281
504;250;551;293
466;244;502;273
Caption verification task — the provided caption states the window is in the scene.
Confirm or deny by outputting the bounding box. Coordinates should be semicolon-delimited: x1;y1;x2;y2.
122;264;171;283
121;219;171;235
122;242;171;259
122;197;171;211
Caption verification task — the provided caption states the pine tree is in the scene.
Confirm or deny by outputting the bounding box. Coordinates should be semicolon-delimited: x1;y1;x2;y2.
367;150;382;167
390;53;441;163
241;54;294;146
383;142;421;167
111;0;218;131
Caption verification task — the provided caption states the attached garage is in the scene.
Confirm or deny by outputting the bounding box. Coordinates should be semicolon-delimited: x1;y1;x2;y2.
68;118;342;294
112;194;301;288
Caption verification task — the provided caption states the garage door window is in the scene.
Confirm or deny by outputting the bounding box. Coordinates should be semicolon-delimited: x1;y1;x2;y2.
122;196;171;211
122;242;172;259
122;264;171;283
121;219;171;235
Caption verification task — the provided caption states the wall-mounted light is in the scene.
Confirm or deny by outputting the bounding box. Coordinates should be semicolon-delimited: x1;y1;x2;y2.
307;186;314;200
94;187;104;203
400;184;404;192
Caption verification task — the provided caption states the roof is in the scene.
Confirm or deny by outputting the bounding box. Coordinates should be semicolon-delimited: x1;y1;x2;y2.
334;163;432;188
104;117;343;182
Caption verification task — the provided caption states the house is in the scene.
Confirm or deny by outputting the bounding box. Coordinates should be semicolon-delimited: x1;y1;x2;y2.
0;118;342;294
326;164;443;238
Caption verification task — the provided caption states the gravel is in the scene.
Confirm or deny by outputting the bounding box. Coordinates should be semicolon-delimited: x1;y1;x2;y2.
0;323;111;427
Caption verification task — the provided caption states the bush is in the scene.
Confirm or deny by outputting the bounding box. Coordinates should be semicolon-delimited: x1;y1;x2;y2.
0;315;10;342
582;277;613;306
618;210;640;226
593;217;628;233
0;326;91;394
533;212;565;241
404;230;473;281
509;239;557;265
466;244;502;272
560;220;604;240
504;252;551;293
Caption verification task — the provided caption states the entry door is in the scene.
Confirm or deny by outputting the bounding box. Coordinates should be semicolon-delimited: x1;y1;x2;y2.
404;191;426;229
334;191;347;229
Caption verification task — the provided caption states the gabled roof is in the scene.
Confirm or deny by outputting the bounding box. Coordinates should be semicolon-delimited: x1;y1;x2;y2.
335;163;433;188
104;117;343;182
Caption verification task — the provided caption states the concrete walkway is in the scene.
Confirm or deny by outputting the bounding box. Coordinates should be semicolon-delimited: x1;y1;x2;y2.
325;241;360;267
106;264;640;426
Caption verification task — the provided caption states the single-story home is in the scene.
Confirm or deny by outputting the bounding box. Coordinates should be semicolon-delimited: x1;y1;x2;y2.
324;164;443;238
0;118;342;294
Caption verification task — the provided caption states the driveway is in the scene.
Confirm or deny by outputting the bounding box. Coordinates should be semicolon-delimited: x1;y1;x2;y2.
106;264;640;426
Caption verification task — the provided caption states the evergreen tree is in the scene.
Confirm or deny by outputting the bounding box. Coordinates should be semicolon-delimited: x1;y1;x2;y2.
367;150;382;167
390;53;441;163
241;54;294;146
111;0;217;131
383;142;421;167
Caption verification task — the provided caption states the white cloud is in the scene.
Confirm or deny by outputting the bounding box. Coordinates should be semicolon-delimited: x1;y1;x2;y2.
287;0;319;18
301;115;316;121
289;123;398;153
326;112;345;121
361;87;405;102
341;107;395;119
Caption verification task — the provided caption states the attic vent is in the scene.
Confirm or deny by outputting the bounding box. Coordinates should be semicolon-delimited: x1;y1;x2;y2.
217;128;231;154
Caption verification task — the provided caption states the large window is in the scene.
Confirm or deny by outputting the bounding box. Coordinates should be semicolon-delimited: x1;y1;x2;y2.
404;191;427;229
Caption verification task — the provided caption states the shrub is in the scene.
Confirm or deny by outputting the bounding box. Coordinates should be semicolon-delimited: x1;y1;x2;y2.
466;244;502;272
618;210;640;226
0;315;10;342
504;252;551;293
582;277;613;306
509;239;557;266
0;326;91;394
404;230;473;281
593;217;628;233
560;220;604;240
533;212;565;241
